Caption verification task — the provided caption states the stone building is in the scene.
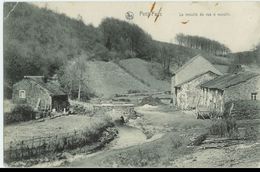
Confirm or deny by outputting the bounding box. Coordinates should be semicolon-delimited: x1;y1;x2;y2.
171;54;224;109
200;72;260;112
174;71;220;110
12;76;69;112
171;54;260;112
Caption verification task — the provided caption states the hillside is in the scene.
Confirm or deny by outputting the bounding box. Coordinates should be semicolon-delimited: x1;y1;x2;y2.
117;58;171;91
228;50;260;66
4;2;238;100
3;2;106;97
82;61;154;98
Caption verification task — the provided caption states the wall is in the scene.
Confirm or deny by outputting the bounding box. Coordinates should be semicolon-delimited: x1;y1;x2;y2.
12;79;51;110
200;88;224;112
224;76;260;102
176;72;219;110
174;55;222;86
93;104;135;120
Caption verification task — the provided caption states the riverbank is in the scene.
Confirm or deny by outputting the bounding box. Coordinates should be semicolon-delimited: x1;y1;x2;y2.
66;104;259;167
4;115;118;167
66;105;212;167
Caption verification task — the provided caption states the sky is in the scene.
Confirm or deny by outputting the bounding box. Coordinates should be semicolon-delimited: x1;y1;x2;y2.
31;1;260;53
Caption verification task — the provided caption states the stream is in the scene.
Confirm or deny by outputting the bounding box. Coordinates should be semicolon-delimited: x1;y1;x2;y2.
110;125;147;149
68;124;163;167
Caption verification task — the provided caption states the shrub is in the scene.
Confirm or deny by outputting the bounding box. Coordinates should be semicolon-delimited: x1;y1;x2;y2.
224;100;260;119
139;96;163;106
209;118;239;138
5;105;36;124
127;90;141;94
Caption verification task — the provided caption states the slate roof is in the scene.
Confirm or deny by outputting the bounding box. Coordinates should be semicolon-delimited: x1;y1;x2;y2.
200;72;260;90
213;64;230;74
24;76;67;96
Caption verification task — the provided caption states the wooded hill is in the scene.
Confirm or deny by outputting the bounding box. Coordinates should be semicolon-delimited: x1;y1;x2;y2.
4;2;258;99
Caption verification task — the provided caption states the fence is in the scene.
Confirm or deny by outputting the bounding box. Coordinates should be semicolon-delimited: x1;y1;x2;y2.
4;125;114;162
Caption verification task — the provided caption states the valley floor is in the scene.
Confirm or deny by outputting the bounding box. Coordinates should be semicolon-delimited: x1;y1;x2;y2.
66;105;259;168
4;103;259;168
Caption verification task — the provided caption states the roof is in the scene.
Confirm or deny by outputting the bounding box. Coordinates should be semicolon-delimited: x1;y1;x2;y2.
24;76;67;96
213;64;230;74
174;54;223;75
175;71;220;87
200;72;260;90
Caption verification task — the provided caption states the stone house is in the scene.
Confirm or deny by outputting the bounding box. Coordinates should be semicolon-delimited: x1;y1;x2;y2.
174;71;220;110
171;54;224;109
12;76;69;112
171;54;260;112
200;72;260;112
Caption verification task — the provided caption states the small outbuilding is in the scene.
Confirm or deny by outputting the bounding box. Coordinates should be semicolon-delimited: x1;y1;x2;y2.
12;76;69;112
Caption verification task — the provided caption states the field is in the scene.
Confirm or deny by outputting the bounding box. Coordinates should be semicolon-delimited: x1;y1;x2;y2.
78;59;172;99
83;61;153;98
4;115;111;145
118;58;171;91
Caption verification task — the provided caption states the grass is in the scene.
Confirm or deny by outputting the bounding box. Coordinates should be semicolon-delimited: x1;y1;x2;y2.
4;114;117;163
82;60;153;98
118;58;171;91
71;106;212;167
208;118;239;138
76;131;196;167
4;115;113;145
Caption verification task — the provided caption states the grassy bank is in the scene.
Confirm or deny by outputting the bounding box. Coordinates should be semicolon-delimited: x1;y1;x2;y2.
4;115;118;166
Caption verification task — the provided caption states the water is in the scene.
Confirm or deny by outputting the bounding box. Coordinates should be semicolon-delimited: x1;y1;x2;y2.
68;125;151;167
110;125;147;149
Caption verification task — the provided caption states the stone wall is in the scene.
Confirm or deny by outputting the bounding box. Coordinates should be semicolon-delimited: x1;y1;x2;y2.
93;104;135;120
12;80;51;110
176;72;219;110
200;88;224;112
224;76;260;102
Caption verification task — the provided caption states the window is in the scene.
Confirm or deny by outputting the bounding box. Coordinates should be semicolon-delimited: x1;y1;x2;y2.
251;93;257;100
19;90;26;98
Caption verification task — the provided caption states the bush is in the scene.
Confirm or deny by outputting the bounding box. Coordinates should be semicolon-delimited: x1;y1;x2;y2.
224;100;260;119
5;105;36;124
139;96;163;106
209;118;239;138
127;90;141;94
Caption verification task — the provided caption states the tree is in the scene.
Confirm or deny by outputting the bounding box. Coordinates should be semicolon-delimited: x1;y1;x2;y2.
99;17;156;60
174;33;231;56
58;55;89;101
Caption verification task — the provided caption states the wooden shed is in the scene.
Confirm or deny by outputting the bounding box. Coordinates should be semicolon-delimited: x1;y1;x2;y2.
12;76;69;112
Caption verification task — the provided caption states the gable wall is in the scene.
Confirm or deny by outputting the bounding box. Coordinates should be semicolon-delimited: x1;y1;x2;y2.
12;79;52;110
224;76;260;102
176;72;219;109
174;56;222;86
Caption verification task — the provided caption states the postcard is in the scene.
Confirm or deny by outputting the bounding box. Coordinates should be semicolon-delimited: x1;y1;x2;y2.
2;1;260;168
